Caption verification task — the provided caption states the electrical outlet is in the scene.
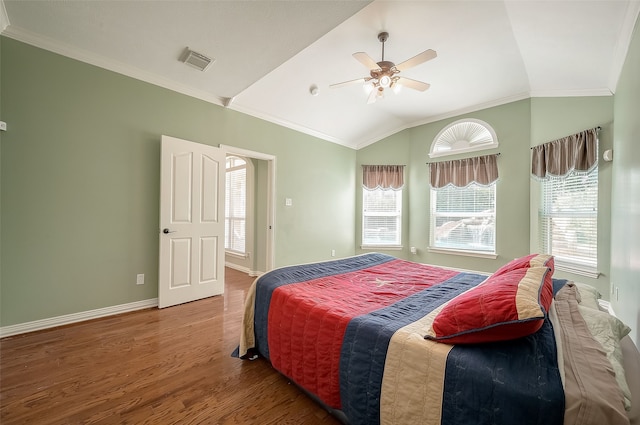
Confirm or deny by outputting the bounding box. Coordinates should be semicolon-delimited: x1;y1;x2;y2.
136;274;145;285
331;249;336;257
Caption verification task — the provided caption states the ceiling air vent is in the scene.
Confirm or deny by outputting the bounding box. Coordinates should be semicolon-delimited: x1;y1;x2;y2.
181;48;214;72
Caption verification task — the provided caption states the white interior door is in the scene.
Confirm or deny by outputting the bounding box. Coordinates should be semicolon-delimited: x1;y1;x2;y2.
159;135;225;308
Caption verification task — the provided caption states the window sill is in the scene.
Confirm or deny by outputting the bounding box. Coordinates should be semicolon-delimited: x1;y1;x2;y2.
555;262;600;279
361;245;403;251
427;247;497;260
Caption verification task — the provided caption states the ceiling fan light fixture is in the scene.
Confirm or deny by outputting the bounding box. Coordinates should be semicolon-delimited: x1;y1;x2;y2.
379;75;391;88
363;82;375;94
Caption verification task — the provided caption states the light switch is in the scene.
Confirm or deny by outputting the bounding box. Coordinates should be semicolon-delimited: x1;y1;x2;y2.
285;198;292;206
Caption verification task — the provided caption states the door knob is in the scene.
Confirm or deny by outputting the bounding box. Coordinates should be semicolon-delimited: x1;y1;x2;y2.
162;228;176;234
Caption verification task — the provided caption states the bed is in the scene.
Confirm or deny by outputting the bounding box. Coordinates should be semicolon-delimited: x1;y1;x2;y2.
237;253;638;425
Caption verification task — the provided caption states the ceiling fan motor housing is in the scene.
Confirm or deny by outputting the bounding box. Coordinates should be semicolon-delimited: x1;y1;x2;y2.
371;61;398;88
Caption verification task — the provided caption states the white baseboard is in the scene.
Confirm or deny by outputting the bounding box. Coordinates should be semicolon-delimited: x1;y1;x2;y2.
598;299;616;316
0;298;158;339
225;262;263;277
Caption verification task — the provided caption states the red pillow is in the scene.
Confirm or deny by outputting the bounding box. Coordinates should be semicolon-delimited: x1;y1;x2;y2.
493;253;554;277
424;266;553;344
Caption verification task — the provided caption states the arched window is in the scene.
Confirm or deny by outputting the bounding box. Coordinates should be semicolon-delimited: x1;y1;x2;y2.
429;119;498;158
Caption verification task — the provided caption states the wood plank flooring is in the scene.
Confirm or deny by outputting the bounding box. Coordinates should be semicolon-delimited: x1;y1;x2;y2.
0;268;342;425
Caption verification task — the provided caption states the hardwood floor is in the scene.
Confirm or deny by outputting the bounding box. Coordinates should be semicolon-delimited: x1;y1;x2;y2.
0;268;342;425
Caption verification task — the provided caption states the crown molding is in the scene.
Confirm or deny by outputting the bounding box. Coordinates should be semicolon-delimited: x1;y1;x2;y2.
609;0;640;93
0;0;9;33
407;92;531;133
1;25;226;107
229;101;356;149
529;88;613;98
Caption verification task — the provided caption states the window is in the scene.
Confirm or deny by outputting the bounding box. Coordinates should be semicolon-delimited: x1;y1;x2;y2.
362;188;402;247
430;119;498;158
225;156;246;254
430;183;496;254
539;168;598;275
532;127;599;277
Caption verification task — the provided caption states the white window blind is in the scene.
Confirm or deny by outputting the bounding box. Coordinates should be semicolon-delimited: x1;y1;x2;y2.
430;183;496;253
539;168;598;274
225;156;246;254
362;188;402;246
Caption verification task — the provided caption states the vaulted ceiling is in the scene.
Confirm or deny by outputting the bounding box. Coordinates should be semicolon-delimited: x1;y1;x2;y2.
2;1;639;149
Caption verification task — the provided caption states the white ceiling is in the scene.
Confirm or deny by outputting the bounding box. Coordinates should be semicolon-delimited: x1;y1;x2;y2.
2;0;639;150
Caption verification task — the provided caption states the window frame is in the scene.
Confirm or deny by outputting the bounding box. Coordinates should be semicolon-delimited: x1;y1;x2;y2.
429;119;498;159
225;155;248;256
361;187;403;249
538;167;599;277
428;182;497;258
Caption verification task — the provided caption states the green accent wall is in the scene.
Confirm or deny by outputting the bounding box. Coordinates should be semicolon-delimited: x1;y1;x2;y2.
2;15;639;340
529;96;614;294
358;97;617;299
611;16;640;344
357;99;532;274
0;37;355;326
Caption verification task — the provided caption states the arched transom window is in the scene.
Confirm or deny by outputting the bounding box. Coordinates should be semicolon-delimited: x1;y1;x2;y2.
430;119;498;158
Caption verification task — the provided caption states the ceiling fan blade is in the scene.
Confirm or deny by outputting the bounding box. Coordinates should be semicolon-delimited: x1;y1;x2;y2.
353;52;380;71
395;49;437;72
329;78;368;89
397;77;431;92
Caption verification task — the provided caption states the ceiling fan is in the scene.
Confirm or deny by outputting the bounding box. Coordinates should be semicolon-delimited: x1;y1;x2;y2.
330;32;437;104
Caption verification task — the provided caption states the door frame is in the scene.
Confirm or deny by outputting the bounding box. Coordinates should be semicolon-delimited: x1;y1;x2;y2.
220;144;276;272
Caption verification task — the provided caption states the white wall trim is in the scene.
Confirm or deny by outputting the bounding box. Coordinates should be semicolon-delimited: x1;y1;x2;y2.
608;0;640;92
225;261;263;278
220;144;276;272
598;299;616;317
1;25;225;107
0;298;158;338
356;92;531;150
0;0;10;32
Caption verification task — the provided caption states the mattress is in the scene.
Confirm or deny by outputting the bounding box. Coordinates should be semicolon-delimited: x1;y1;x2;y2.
238;253;636;425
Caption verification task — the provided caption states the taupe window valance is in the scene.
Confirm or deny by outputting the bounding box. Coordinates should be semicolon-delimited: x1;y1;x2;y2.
531;127;598;180
362;165;405;190
428;154;499;189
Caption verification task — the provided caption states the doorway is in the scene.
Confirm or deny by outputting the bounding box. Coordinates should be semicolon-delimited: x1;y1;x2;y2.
220;144;276;275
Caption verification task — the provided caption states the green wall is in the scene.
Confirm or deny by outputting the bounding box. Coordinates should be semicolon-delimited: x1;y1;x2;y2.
529;96;614;295
2;19;639;338
0;37;356;326
355;129;412;255
611;16;640;344
357;96;616;292
357;99;532;274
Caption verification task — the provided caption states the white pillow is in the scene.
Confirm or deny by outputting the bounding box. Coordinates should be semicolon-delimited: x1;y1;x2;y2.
578;304;632;410
575;282;602;311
